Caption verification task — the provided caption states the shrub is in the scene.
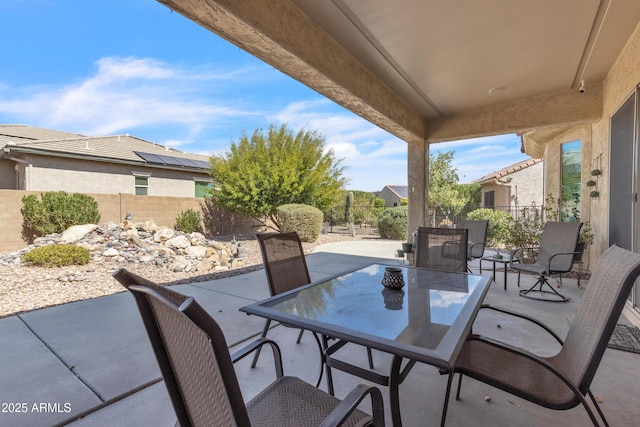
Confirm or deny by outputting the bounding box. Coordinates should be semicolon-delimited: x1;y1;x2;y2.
22;244;90;267
377;206;408;239
276;204;323;242
175;209;201;233
466;208;512;247
22;192;101;236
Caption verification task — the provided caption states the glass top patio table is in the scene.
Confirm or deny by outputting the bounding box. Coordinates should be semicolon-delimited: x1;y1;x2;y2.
240;263;492;370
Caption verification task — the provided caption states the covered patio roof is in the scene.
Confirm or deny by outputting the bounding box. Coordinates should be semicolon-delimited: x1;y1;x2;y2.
156;0;640;145
155;0;640;235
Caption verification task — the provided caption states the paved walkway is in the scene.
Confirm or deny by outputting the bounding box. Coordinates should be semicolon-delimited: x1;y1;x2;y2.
1;240;639;426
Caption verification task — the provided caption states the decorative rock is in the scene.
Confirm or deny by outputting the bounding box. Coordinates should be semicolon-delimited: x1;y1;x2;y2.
76;242;104;252
122;220;137;230
103;248;119;257
166;235;190;249
157;247;175;256
183;245;208;258
142;220;159;232
60;224;99;243
154;228;175;242
196;260;211;272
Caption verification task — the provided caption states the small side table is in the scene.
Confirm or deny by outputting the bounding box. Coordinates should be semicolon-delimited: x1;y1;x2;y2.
480;255;519;290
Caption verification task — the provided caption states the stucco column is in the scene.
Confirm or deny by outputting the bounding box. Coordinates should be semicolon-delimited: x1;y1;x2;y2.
407;139;429;241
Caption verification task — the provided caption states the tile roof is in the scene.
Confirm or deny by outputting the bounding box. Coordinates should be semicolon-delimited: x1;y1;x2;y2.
472;158;542;183
0;125;210;170
384;185;408;198
0;124;83;145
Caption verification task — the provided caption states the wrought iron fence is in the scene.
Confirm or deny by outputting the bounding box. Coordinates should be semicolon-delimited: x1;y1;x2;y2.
427;205;544;228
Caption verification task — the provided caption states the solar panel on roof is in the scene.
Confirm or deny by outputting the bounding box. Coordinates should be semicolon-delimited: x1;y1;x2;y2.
135;151;167;165
134;151;209;170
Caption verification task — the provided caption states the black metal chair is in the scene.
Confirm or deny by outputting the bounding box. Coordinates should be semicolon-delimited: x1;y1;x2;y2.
251;232;314;368
461;220;488;272
414;227;468;272
442;244;640;426
511;221;582;302
254;232;374;374
113;268;386;427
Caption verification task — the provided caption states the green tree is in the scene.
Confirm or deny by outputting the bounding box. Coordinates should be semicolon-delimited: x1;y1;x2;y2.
428;151;479;225
209;124;347;229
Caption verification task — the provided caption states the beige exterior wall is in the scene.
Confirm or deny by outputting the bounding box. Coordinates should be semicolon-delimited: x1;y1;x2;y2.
1;154;211;197
480;161;544;211
532;21;640;267
378;187;402;207
510;161;545;208
0;190;261;253
589;21;640;256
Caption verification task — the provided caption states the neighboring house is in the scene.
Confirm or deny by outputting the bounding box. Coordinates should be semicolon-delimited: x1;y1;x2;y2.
378;185;408;207
472;158;543;212
0;125;213;198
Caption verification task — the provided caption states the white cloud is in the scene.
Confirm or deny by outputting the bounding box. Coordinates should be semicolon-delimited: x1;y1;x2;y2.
0;56;258;140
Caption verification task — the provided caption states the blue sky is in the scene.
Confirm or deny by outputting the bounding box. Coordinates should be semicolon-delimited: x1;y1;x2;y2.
0;0;529;191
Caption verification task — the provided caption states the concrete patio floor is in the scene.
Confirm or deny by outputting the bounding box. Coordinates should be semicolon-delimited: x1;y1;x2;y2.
1;240;639;426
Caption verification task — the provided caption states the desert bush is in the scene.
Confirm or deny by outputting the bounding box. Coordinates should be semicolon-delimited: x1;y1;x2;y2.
22;244;90;267
466;208;512;247
276;204;323;242
175;209;201;233
377;206;408;239
22;192;101;236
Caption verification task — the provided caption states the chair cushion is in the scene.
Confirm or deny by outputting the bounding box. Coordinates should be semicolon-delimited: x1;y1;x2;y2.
456;338;579;410
247;376;372;427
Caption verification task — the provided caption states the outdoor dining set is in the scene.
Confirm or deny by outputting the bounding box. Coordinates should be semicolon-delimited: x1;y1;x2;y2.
113;221;640;427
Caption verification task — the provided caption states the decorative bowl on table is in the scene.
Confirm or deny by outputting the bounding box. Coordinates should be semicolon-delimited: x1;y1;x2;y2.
382;267;405;289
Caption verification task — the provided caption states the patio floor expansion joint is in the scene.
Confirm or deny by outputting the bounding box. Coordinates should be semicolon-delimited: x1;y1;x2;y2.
16;314;107;403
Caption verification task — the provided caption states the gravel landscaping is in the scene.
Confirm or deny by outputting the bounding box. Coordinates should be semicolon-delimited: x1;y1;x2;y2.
0;228;381;318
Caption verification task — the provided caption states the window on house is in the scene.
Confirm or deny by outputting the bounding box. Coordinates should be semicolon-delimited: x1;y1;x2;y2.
195;180;213;198
561;140;582;221
484;191;495;208
133;173;150;195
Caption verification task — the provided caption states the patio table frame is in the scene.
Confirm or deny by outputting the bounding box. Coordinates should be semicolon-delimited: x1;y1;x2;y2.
241;263;492;427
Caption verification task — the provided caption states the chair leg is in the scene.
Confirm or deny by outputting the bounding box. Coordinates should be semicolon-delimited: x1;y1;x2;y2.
519;275;569;302
440;373;455;427
455;373;463;400
588;390;610;427
367;347;374;369
296;328;305;344
321;335;336;395
250;319;271;368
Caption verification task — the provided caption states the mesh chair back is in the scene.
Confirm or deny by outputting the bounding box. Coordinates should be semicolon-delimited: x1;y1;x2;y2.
552;245;640;394
415;227;468;272
537;221;582;273
462;220;488;259
113;269;251;427
257;232;311;296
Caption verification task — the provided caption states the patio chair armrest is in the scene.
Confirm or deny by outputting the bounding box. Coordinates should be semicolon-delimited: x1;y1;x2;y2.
546;251;580;273
231;337;283;379
509;247;529;262
320;383;385;427
479;304;564;345
464;334;581;395
468;241;486;258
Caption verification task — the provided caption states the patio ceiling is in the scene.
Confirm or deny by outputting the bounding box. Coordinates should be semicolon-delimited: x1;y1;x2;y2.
157;0;640;146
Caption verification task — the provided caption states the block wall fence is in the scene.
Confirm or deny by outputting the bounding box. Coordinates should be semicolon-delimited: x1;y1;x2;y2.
0;190;261;253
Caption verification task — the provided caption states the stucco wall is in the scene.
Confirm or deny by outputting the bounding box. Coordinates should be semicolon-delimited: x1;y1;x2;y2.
510;161;544;208
0;190;261;253
537;20;640;267
379;187;401;207
586;20;640;259
1;155;211;197
479;161;543;211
